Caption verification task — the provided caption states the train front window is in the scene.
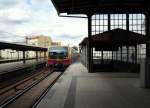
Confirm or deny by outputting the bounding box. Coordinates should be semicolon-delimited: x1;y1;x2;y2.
49;46;68;52
49;47;68;59
49;52;68;59
49;52;57;59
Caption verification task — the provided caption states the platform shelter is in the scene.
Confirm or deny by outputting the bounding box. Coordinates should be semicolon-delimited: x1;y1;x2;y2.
80;28;146;72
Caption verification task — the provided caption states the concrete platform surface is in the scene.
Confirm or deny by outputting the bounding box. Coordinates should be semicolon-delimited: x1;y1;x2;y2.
0;59;46;75
36;62;150;108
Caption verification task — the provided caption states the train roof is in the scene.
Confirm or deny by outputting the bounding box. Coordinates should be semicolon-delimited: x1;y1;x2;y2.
51;45;68;47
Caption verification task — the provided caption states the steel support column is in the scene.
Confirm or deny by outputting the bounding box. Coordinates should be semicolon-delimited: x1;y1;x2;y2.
146;13;150;60
36;51;38;62
23;51;26;63
116;51;118;61
87;14;93;73
126;14;129;31
40;51;41;59
120;47;122;62
141;13;150;88
108;14;112;62
108;14;111;31
101;51;104;64
135;45;137;64
126;14;129;63
112;51;113;61
140;13;150;88
127;46;129;62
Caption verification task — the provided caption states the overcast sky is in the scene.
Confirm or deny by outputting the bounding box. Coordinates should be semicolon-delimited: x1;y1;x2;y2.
0;0;87;46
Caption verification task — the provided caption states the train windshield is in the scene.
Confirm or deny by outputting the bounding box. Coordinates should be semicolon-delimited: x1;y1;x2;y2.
49;46;68;59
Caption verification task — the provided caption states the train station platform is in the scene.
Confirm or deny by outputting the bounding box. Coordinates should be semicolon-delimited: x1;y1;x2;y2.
0;59;46;75
36;62;150;108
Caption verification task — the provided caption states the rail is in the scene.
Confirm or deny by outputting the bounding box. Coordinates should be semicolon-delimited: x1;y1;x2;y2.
0;68;54;108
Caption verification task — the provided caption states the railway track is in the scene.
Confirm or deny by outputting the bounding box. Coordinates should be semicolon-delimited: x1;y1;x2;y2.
0;69;62;108
0;68;48;96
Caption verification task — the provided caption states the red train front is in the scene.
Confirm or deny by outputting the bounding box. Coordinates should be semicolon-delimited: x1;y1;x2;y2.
47;46;71;70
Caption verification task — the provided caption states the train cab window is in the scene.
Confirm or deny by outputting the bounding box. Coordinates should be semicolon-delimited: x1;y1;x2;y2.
48;46;68;59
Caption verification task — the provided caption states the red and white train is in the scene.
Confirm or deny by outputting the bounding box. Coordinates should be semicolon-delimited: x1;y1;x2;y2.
47;46;79;70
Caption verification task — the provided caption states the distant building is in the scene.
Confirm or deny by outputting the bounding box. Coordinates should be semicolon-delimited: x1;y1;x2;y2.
26;35;52;58
26;35;52;48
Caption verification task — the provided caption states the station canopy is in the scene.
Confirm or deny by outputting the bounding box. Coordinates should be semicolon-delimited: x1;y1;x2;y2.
79;28;146;51
0;42;47;51
52;0;149;14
